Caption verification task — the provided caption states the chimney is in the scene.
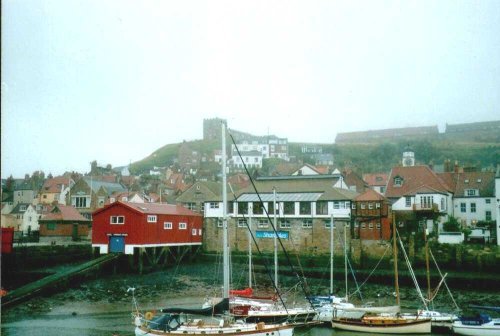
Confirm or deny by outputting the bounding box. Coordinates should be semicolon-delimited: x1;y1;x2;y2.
454;161;459;173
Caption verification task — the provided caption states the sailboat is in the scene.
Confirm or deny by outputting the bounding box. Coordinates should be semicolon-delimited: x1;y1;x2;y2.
331;216;432;334
399;228;458;331
132;123;295;336
224;188;317;325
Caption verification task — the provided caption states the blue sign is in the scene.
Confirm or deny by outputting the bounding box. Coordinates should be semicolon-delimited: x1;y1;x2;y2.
256;230;289;239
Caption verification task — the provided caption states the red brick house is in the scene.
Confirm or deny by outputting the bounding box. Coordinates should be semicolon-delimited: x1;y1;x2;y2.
39;205;91;242
91;202;203;254
352;189;392;240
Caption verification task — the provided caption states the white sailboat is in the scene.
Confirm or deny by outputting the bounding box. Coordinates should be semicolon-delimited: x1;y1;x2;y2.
452;306;500;336
132;123;295;336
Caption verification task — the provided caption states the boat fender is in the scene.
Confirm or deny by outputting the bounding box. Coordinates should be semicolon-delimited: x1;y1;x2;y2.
134;315;142;327
145;311;154;320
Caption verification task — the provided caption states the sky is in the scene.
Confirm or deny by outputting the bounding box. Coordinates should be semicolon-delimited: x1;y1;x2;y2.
2;0;500;178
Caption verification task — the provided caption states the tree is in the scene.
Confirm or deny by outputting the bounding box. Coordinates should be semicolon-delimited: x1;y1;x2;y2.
443;216;461;232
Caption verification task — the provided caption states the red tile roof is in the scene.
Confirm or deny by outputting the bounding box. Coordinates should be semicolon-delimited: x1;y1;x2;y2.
363;173;388;187
451;171;495;197
355;188;387;201
41;205;90;222
42;176;72;193
94;201;202;217
385;165;452;199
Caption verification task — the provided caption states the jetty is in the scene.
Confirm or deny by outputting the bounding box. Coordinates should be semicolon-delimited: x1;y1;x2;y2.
1;253;119;308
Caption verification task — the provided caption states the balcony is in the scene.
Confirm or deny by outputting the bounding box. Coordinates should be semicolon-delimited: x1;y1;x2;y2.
412;203;439;212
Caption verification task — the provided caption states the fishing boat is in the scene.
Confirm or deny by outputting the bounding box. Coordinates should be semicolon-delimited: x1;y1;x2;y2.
452;306;500;336
132;123;295;336
331;217;431;334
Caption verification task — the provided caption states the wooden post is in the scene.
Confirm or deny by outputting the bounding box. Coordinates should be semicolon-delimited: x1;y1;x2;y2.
139;248;144;275
392;215;400;307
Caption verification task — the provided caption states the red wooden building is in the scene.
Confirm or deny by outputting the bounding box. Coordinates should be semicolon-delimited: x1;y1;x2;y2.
92;202;203;255
351;189;392;240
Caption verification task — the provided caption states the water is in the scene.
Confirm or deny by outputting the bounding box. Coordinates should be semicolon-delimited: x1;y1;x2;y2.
2;310;449;336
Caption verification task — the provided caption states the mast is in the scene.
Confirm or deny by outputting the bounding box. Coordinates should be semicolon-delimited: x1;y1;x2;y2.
330;215;334;294
248;208;253;289
424;226;431;302
344;222;348;301
222;123;230;299
273;187;278;289
393;215;400;306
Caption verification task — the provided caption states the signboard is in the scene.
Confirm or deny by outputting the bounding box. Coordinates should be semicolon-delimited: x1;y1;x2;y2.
256;230;289;239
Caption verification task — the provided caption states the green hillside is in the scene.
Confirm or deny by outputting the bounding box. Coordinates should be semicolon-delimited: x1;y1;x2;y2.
131;137;499;176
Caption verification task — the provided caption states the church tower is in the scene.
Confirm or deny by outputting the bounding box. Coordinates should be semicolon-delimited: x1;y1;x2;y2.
402;145;415;167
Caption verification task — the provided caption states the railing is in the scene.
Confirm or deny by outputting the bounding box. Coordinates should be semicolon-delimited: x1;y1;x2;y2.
412;203;439;212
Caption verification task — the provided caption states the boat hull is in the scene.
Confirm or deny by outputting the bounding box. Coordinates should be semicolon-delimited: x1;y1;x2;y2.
452;321;500;336
332;318;432;334
135;324;294;336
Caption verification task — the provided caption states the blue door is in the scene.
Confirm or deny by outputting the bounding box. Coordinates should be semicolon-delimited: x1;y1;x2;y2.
109;236;125;253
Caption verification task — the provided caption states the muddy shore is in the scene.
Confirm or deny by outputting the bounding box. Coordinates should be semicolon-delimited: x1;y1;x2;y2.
2;260;499;323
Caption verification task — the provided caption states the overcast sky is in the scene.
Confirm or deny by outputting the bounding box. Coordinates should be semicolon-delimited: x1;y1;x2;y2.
2;0;499;178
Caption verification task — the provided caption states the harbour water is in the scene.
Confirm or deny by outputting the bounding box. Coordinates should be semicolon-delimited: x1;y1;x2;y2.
2;310;452;336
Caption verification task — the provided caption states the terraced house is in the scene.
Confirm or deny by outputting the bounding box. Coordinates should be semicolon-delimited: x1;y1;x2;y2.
202;174;358;255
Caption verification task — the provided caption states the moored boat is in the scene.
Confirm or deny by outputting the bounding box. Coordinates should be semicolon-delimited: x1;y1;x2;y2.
331;311;432;334
452;306;500;336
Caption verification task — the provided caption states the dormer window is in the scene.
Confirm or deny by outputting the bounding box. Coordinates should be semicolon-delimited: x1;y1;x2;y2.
394;176;403;187
464;179;469;184
465;189;478;197
477;179;482;183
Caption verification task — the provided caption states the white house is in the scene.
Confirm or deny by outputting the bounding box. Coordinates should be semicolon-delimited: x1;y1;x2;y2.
451;172;496;227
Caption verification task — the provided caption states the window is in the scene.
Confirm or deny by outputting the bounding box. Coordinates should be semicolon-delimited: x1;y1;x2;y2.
302;219;312;228
361;203;366;210
47;223;56;230
110;216;125;224
147;215;157;223
368;203;374;210
486;211;492;221
477;178;482;183
121;196;128;202
405;197;411;207
376;203;381;209
299;202;311;215
361;223;366;229
283;202;295;215
316;201;328;215
98;197;105;207
185;203;196;211
470;203;476;213
237;219;247;228
376;223;381;229
74;196;88;208
253;202;264;215
420;196;433;209
227;202;234;214
192;228;197;235
217;219;223;228
486;199;491;204
380;186;386;193
280;219;291;228
351;203;356;210
441;198;445;210
258;219;268;228
460;203;466;213
466;189;477;197
394;176;403;186
164;222;172;229
368;223;374;229
238;202;248;215
209;202;220;209
324;220;335;229
333;201;340;209
20;205;27;211
198;229;202;235
179;222;187;230
464;179;469;184
267;202;275;215
354;222;359;228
